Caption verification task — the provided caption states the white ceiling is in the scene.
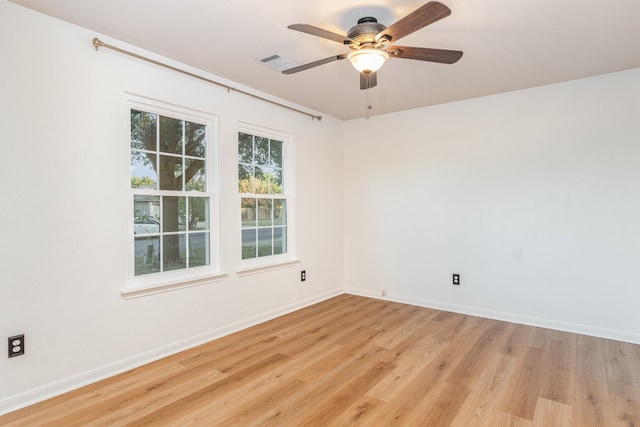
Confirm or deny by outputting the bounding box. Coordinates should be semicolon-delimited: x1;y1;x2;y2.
10;0;640;120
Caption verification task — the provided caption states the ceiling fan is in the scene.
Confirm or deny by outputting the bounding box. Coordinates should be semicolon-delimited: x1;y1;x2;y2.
282;1;463;90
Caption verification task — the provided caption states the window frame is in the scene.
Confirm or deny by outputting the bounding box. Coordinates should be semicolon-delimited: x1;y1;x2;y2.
123;93;225;298
237;123;297;275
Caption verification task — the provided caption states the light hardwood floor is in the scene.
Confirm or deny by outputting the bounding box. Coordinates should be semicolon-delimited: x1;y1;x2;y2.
2;294;639;426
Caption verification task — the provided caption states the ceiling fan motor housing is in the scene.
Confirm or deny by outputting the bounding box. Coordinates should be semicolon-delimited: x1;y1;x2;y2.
347;17;387;45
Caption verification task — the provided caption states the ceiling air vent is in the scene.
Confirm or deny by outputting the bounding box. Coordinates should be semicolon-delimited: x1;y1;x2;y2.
258;54;299;72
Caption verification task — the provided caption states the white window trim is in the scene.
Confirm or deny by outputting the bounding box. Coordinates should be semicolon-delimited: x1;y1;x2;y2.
236;259;300;278
123;93;224;297
121;273;228;299
237;123;297;276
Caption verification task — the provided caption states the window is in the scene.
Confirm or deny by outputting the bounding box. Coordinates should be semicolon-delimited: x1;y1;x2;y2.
126;95;221;296
238;127;294;266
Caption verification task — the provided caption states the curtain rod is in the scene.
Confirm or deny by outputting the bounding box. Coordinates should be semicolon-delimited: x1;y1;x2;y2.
92;38;322;121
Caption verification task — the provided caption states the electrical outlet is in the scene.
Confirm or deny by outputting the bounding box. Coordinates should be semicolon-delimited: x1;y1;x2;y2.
382;288;388;297
301;270;306;282
8;334;24;358
452;274;460;286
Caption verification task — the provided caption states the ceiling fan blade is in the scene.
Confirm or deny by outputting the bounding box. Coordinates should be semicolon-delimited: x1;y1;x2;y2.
281;54;347;74
377;1;451;43
360;72;378;90
288;24;354;45
388;46;463;64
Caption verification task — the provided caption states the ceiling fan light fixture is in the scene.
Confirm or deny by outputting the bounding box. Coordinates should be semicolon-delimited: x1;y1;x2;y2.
347;48;389;74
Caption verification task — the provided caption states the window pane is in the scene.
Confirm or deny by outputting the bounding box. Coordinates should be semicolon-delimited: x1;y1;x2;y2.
257;199;272;226
163;234;186;271
270;140;283;168
189;232;209;267
258;228;273;257
163;196;186;232
159;116;183;155
254;136;269;165
254;167;269;194
274;199;286;226
135;236;160;276
242;198;256;228
185;158;205;191
131;151;158;189
134;195;160;234
189;197;209;231
242;229;256;259
131;110;157;151
238;164;253;193
274;227;286;255
184;121;206;158
238;132;253;164
159;155;183;190
269;168;283;194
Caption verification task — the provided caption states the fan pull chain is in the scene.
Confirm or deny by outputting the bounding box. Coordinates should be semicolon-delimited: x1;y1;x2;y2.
365;88;373;119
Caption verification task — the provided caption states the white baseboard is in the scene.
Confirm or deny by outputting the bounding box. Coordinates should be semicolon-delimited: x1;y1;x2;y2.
345;287;640;345
0;288;342;416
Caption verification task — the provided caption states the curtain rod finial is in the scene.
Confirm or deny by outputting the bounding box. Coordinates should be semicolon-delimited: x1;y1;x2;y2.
92;38;101;51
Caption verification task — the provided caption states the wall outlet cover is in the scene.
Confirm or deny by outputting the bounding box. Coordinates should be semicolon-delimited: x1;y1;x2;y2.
8;334;25;358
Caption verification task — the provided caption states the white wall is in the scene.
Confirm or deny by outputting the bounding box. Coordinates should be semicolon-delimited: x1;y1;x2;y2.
0;2;344;413
344;68;640;344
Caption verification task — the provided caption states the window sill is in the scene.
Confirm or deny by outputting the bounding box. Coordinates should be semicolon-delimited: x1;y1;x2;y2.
236;258;300;277
121;272;228;299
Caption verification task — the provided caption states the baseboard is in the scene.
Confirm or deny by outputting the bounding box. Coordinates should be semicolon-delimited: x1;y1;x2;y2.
0;288;342;416
345;287;640;345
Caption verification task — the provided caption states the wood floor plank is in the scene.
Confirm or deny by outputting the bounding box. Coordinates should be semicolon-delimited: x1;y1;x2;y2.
572;376;612;427
126;352;290;426
367;334;449;402
405;380;472;426
327;394;386;426
488;410;534;427
72;366;227;426
252;346;391;426
603;339;640;401
2;294;639;426
499;345;545;420
375;304;439;350
210;377;308;426
576;333;608;382
445;319;508;386
538;338;573;404
499;322;536;358
371;346;469;424
450;353;518;427
532;398;573;427
285;360;397;426
0;359;188;425
610;394;640;427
